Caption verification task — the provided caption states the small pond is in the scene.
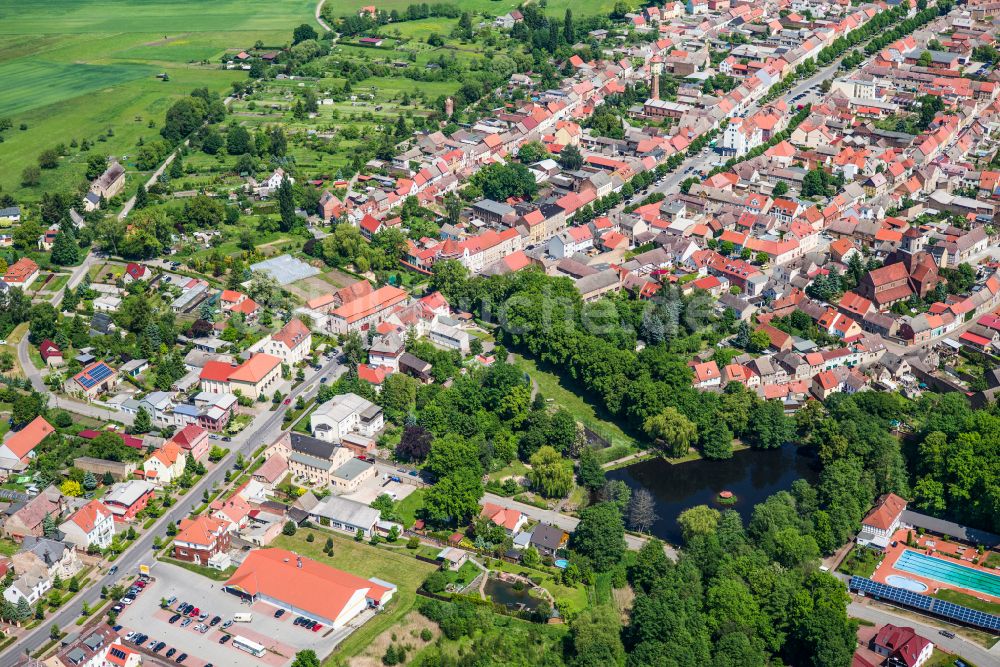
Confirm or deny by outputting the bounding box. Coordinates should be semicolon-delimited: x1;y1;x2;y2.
484;578;543;611
606;444;820;544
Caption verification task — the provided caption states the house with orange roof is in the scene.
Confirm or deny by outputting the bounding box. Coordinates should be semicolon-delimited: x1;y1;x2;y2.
358;363;391;388
141;442;186;485
0;415;54;466
210;494;253;531
59;499;115;551
327;285;409;335
263;318;312;365
200;353;282;400
173;515;231;567
3;257;39;289
858;493;907;549
229;296;260;322
480;502;527;534
224;548;395;628
167;423;211;462
692;360;721;389
220;290;247;311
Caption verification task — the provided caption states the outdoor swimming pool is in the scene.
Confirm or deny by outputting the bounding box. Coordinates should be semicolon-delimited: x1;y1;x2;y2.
895;550;1000;599
885;575;928;593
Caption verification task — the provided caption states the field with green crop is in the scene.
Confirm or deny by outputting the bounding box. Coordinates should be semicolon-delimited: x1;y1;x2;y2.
0;0;315;198
330;0;618;18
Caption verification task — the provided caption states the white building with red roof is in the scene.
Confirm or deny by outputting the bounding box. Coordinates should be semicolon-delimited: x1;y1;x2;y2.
200;353;282;400
224;548;395;628
692;360;721;388
167;423;211;462
872;624;933;667
263;318;312;365
858;493;907;549
480;502;526;535
59;499;115;551
0;415;54;466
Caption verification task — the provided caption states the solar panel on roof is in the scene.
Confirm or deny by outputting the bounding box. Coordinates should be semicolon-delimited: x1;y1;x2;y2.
849;576;1000;631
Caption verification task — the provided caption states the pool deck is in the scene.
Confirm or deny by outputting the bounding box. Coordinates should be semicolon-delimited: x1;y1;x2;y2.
871;528;1000;604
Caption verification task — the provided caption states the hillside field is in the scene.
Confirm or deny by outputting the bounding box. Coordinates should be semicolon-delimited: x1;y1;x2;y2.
0;0;315;198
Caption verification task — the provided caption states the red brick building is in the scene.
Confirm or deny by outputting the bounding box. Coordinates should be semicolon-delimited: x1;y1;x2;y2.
857;263;913;308
172;515;230;566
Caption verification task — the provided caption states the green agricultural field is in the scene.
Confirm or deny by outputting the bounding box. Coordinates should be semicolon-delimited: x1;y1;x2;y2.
0;0;315;198
330;0;617;18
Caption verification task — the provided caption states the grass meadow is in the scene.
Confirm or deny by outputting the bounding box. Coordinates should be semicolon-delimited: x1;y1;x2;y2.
0;0;314;198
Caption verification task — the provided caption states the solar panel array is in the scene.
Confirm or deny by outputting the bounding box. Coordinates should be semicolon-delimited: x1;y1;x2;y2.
849;576;1000;632
79;363;112;389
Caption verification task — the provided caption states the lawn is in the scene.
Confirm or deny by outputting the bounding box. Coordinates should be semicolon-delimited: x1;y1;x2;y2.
0;0;315;198
394;488;426;529
513;353;640;452
933;588;1000;615
272;529;436;660
837;547;882;578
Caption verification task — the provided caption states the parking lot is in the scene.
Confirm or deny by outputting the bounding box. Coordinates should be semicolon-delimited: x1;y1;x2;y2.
343;474;418;506
115;562;348;667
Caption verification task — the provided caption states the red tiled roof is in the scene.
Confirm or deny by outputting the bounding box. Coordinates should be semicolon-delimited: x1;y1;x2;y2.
225;549;393;620
862;493;906;531
3;416;54;459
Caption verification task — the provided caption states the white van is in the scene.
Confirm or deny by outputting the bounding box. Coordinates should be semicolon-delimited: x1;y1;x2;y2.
233;612;253;622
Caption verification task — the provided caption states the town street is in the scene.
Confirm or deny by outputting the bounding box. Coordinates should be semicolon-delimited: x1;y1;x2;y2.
848;601;999;665
0;355;345;666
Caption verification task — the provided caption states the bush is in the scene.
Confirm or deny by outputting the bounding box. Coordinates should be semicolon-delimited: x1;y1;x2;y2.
423;570;450;594
420;628;432;642
407;536;420;549
282;521;297;536
306;533;314;543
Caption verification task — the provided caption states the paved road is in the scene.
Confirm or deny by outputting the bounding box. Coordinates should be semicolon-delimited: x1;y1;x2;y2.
480;492;678;558
0;356;344;666
848;600;998;665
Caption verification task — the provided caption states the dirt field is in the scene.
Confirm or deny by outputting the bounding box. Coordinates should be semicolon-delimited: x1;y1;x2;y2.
284;270;356;302
347;611;438;667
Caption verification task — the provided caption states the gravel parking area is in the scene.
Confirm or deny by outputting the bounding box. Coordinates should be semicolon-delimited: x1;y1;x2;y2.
116;562;346;667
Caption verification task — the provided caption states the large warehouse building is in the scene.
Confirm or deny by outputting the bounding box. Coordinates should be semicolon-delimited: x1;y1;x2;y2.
223;548;396;629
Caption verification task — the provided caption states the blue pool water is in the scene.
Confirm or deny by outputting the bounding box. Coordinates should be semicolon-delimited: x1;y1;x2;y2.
894;550;1000;598
885;574;928;593
554;559;568;569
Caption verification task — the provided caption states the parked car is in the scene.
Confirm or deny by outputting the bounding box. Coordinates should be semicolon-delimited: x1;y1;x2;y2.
166;648;176;658
219;635;230;645
221;619;233;629
274;609;285;619
188;607;199;617
148;639;158;648
169;614;181;624
176;653;187;663
939;630;956;639
312;623;322;632
108;566;118;576
210;616;221;626
165;596;177;606
112;604;124;613
198;612;208;620
154;642;166;653
180;618;193;628
120;597;133;605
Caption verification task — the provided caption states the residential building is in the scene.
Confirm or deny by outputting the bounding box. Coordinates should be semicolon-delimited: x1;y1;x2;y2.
263;319;312;365
173;515;231;569
59;499;115;551
200;353;282;400
64;361;118;399
480;502;527;534
140;443;186;486
102;480;156;522
0;415;54;466
4;257;40;289
310;393;384;443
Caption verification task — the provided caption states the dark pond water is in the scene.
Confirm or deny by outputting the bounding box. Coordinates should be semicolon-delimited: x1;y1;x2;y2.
484;578;543;611
606;444;820;544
